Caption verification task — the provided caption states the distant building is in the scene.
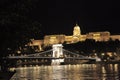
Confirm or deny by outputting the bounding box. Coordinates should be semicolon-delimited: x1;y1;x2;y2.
86;31;110;41
27;23;120;50
110;35;120;41
72;24;81;42
43;24;82;45
27;39;43;52
44;35;65;46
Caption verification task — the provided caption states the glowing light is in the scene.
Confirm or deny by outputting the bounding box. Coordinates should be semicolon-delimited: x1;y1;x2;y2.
17;50;21;54
52;44;64;65
101;53;105;56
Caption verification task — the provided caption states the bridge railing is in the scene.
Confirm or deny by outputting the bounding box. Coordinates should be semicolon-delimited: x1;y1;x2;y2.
7;48;96;60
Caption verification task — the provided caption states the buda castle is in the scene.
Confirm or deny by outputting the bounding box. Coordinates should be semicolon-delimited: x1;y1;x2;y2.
28;24;120;52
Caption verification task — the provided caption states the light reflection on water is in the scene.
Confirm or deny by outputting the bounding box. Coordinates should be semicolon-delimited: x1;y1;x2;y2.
10;64;120;80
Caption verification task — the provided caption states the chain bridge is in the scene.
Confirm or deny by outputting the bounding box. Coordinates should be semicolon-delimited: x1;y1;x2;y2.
8;44;96;65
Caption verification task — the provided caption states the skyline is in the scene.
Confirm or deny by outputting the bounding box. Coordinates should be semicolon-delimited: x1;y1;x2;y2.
0;0;120;38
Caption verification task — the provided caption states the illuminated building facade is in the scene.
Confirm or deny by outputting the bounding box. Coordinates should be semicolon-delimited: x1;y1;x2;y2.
43;24;82;45
27;39;43;52
44;35;65;46
72;24;81;42
73;24;81;37
86;31;110;41
28;24;120;50
110;35;120;41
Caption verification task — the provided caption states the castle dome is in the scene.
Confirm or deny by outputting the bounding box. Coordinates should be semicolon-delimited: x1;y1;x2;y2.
73;24;81;36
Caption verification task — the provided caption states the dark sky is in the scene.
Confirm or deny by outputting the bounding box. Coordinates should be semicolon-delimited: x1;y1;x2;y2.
1;0;120;37
44;0;120;35
48;0;120;35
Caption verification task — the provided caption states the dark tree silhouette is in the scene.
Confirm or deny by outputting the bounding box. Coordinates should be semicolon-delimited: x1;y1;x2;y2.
0;0;44;57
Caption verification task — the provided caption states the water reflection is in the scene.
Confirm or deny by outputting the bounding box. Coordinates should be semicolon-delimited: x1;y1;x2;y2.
11;64;120;80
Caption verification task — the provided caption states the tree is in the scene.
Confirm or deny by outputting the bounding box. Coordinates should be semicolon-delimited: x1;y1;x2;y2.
0;0;43;57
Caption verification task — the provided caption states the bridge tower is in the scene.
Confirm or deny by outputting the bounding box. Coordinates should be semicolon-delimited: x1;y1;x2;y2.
52;44;64;65
52;44;63;58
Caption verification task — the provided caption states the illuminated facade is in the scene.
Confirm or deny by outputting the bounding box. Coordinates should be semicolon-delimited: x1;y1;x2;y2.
86;31;110;41
43;24;82;45
73;24;81;37
110;35;120;41
44;35;65;46
72;24;81;42
28;24;120;49
27;39;43;52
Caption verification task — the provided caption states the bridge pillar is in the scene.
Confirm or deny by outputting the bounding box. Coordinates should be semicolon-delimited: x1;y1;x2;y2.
52;44;64;65
52;44;63;58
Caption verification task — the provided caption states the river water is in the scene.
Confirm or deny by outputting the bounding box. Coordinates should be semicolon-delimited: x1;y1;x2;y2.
10;64;120;80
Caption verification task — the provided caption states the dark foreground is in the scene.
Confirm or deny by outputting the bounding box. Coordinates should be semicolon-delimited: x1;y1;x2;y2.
0;71;15;80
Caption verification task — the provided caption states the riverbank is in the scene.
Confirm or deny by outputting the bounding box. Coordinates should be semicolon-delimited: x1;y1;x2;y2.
86;60;120;64
14;60;120;67
0;71;15;80
61;60;120;65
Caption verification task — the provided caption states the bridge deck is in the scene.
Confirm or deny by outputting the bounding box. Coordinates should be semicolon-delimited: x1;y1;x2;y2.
7;56;96;60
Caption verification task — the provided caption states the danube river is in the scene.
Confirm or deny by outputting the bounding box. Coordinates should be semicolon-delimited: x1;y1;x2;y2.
10;64;120;80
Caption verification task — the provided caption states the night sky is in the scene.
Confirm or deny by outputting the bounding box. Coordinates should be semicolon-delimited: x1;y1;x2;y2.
0;0;120;38
45;0;120;35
